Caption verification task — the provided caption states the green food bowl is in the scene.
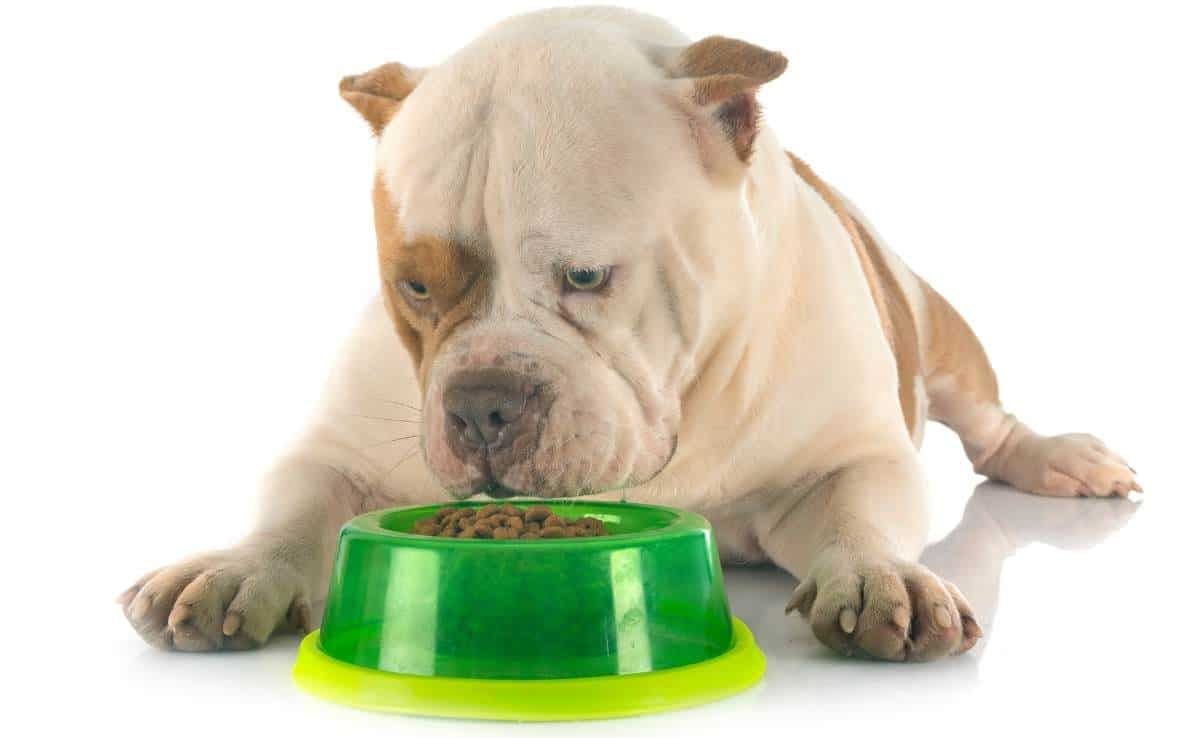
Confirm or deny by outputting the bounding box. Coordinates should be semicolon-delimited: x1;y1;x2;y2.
293;500;765;721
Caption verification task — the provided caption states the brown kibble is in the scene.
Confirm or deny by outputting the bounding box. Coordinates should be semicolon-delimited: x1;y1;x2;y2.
412;505;609;540
526;505;552;522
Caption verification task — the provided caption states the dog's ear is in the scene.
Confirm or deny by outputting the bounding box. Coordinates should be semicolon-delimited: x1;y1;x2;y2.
339;63;424;136
656;36;788;172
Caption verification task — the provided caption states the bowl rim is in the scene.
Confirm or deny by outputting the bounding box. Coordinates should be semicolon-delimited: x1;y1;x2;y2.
345;499;712;548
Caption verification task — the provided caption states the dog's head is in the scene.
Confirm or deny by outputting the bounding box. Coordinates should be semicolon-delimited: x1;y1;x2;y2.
341;26;786;498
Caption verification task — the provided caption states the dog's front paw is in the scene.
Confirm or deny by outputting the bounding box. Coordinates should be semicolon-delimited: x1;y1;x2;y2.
786;547;982;662
118;547;313;651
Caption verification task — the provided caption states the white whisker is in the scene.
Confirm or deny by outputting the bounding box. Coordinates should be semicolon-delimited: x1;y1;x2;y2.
384;444;421;479
341;413;421;423
364;435;419;448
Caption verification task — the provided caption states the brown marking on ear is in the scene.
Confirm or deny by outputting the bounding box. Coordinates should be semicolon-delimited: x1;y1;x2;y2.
691;74;758;107
786;152;922;437
673;36;788;84
711;88;761;162
340;63;420;136
373;175;487;385
669;36;788;163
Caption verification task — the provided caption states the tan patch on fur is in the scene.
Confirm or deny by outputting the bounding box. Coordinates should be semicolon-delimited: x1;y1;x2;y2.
340;63;420;136
671;37;788;162
786;152;921;436
919;278;999;410
373;175;486;384
855;220;922;437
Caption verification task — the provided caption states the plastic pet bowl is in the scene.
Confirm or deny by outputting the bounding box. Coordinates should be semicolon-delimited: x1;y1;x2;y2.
293;500;765;721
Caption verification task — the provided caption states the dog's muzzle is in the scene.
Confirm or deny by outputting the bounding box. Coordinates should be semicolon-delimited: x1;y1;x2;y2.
442;368;547;490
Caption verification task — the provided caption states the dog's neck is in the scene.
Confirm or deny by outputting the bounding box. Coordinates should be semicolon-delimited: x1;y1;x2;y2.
635;128;897;510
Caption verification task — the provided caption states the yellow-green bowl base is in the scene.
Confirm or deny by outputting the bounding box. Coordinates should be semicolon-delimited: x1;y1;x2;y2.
293;617;765;721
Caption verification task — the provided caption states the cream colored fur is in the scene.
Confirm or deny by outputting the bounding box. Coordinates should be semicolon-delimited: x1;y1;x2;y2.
120;7;1137;660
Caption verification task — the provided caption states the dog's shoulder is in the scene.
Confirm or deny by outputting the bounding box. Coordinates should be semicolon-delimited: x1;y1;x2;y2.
785;152;923;437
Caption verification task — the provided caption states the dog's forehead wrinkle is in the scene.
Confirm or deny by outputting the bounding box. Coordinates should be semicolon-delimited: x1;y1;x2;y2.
380;25;705;252
519;229;642;268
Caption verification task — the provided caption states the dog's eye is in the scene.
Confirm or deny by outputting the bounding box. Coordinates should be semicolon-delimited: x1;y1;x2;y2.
400;280;430;300
563;266;611;292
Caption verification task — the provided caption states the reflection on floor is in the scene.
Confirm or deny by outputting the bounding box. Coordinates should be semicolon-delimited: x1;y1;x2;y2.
721;481;1139;709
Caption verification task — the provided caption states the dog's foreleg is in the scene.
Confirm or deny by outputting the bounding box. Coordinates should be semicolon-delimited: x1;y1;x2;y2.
756;453;982;661
119;455;368;651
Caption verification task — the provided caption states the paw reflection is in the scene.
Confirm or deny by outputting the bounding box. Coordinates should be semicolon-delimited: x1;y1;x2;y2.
920;481;1140;652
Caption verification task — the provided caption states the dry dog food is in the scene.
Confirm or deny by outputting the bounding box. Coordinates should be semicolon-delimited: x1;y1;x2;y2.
412;504;609;540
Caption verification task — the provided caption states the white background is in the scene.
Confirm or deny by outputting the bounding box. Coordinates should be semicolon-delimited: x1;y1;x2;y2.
3;1;1197;735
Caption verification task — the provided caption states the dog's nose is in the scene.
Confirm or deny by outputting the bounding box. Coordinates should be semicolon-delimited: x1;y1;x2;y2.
443;369;535;449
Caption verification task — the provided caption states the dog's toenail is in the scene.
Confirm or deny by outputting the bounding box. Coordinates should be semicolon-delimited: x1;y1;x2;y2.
963;617;983;639
933;605;953;629
222;612;243;637
892;607;908;631
839;608;858;634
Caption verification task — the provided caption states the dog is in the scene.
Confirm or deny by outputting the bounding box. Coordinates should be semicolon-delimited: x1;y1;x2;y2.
119;7;1139;661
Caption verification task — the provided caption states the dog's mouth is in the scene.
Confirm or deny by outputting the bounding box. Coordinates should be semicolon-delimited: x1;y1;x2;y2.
477;481;520;499
456;467;604;501
461;475;597;500
425;353;680;501
456;444;523;499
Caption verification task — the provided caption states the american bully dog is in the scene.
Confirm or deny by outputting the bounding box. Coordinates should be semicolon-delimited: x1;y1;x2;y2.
120;7;1139;661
